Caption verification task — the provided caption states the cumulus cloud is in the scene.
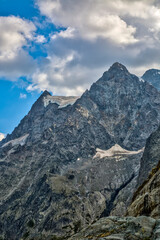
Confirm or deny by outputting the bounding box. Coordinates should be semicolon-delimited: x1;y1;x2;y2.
36;0;160;44
27;0;160;96
0;50;36;80
0;133;5;141
52;27;76;40
27;52;98;95
0;16;36;80
0;16;35;60
36;0;139;44
1;1;160;96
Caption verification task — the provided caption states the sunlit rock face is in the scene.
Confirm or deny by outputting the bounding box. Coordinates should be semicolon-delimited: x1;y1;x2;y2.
1;62;160;239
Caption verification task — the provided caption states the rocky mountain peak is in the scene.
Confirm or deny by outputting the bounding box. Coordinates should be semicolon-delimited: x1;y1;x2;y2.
29;90;51;112
100;62;130;83
108;62;129;74
142;68;160;90
41;90;51;97
36;90;51;103
143;68;160;77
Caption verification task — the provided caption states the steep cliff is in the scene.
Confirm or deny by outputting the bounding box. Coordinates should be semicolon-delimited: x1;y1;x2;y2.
127;124;160;219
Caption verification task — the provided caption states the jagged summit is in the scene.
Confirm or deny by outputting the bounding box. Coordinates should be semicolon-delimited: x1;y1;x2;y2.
30;90;52;112
37;90;51;101
41;90;51;97
101;62;130;81
108;62;129;73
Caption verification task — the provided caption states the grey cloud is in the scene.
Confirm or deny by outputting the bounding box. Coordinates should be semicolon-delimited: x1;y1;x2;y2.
0;50;37;80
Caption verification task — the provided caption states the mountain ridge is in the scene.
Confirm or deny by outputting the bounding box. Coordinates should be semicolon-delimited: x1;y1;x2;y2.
1;62;160;239
142;68;160;90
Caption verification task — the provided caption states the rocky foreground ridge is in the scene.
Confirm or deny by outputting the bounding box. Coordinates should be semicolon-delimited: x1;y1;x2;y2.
1;63;160;239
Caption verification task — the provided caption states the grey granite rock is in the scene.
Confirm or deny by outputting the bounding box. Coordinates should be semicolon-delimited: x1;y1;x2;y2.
69;216;156;240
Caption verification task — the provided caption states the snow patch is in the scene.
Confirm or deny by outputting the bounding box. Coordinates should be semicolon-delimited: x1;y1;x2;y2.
43;96;79;108
2;134;29;148
139;77;145;82
93;144;144;160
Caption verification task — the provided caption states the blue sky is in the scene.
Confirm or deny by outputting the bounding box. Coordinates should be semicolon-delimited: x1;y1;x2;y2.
0;0;160;138
0;0;38;19
0;0;41;135
0;0;55;135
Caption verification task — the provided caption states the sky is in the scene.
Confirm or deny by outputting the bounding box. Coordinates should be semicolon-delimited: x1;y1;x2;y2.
0;0;160;138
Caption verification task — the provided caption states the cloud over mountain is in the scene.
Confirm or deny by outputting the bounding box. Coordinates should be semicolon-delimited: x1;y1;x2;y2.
1;1;160;95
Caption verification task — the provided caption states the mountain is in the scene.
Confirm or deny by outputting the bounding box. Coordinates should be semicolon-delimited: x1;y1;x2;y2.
127;123;160;219
142;68;160;90
72;124;160;239
1;62;160;239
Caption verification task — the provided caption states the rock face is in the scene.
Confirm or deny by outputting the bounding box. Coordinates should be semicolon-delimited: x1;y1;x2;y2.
0;143;143;240
142;69;160;90
83;62;160;150
2;62;160;150
1;62;160;239
127;160;160;219
127;124;160;219
137;125;160;187
70;216;157;240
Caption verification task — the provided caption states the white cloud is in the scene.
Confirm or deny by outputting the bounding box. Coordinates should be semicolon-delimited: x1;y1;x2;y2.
1;1;160;96
0;16;37;80
52;27;76;40
36;0;160;45
20;93;27;99
27;52;102;95
0;133;5;141
29;0;160;96
0;16;35;60
0;50;36;80
37;0;138;45
35;35;46;43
